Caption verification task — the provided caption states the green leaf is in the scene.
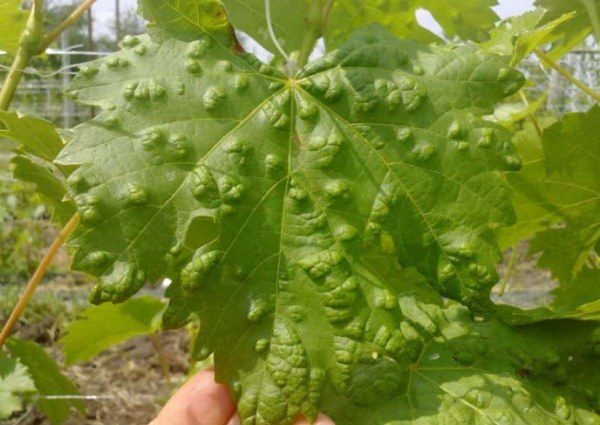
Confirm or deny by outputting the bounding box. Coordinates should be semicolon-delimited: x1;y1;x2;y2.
498;267;600;324
326;296;600;424
0;0;27;55
529;106;600;283
497;107;600;324
138;0;230;41
481;9;576;65
60;296;165;364
11;156;76;223
497;120;560;249
327;0;500;47
6;339;84;425
0;111;74;224
220;0;312;54
0;353;35;420
535;0;599;59
0;111;63;162
57;26;526;423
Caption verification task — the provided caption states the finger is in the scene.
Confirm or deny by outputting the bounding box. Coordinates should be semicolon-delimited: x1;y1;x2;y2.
151;369;236;425
226;413;242;425
294;413;335;425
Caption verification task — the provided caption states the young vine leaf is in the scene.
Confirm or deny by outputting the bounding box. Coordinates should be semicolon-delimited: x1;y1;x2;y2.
0;111;75;223
60;296;165;364
0;353;35;419
6;339;85;425
326;0;499;47
481;8;576;65
54;19;554;422
535;0;600;59
0;0;28;55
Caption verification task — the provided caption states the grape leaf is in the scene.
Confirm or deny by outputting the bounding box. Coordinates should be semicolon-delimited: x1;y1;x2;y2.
57;25;526;423
0;111;74;223
528;106;600;284
0;0;27;55
498;267;600;324
535;0;599;59
326;295;600;424
60;296;165;364
6;339;84;425
327;0;500;47
0;353;35;419
496;108;600;324
0;111;63;162
497;120;560;250
481;9;576;65
138;0;230;40
220;0;312;54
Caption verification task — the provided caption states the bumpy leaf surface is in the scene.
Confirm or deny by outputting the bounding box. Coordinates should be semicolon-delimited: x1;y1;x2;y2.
6;339;84;425
58;25;530;423
0;353;35;419
327;295;600;424
0;0;27;55
60;296;165;364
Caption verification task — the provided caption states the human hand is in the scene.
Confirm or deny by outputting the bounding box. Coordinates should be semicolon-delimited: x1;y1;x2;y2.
151;369;335;425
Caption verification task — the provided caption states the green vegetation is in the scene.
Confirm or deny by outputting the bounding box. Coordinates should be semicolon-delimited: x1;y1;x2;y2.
0;0;599;423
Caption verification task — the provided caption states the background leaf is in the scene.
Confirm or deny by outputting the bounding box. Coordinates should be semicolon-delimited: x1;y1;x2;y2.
481;9;576;65
0;0;28;55
0;111;63;162
60;296;165;364
0;353;35;420
528;106;600;283
327;0;500;48
6;339;84;425
535;0;599;59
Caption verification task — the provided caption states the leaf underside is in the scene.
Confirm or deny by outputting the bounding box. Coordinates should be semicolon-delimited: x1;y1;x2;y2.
57;23;599;424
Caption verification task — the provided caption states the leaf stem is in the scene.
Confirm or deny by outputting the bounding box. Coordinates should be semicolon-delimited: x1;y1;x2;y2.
535;48;600;103
518;90;543;139
150;333;172;385
581;0;600;45
296;0;331;68
35;0;97;54
0;214;80;349
0;0;44;111
497;246;519;297
264;0;291;63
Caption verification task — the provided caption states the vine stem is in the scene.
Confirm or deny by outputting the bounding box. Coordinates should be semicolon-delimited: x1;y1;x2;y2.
0;214;80;349
35;0;97;54
0;0;44;110
535;48;600;103
518;90;543;139
581;0;600;45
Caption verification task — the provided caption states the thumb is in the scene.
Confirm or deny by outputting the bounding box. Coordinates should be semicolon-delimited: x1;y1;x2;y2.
151;370;236;425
